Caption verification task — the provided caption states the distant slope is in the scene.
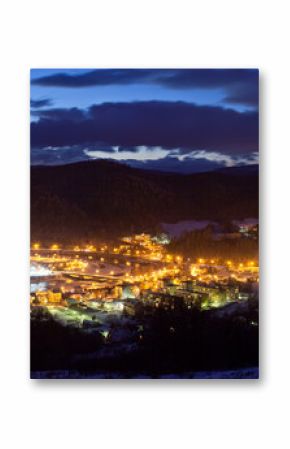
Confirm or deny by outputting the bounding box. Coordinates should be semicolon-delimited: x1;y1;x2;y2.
31;160;258;241
215;164;259;176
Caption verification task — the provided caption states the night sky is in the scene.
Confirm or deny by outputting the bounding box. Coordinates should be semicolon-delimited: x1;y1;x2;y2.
30;69;259;173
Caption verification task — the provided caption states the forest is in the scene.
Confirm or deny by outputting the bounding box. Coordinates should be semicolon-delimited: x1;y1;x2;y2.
168;226;258;261
31;160;258;242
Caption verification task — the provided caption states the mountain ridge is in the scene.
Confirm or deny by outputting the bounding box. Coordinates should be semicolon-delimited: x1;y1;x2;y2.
31;160;258;242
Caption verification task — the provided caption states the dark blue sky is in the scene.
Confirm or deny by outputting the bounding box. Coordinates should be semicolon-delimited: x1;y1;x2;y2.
30;69;259;173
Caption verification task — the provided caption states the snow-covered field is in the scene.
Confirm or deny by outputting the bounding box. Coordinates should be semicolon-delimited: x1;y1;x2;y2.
161;220;218;238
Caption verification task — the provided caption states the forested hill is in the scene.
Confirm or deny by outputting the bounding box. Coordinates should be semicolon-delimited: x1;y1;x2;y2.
31;160;258;242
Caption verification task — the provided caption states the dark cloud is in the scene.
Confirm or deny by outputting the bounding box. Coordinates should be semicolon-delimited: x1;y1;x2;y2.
31;69;157;88
32;69;257;89
223;82;259;107
31;101;258;154
31;69;258;107
30;98;53;108
156;69;258;90
33;107;85;122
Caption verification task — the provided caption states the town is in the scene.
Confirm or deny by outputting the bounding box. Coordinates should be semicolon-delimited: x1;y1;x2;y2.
31;232;259;376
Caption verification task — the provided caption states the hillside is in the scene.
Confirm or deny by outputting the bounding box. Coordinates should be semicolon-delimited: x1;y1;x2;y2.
31;160;258;242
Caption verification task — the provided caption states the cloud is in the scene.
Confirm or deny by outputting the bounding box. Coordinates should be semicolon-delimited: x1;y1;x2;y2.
184;150;259;167
84;146;171;161
32;68;257;89
31;143;258;174
31;146;90;166
31;101;258;154
31;69;157;88
113;150;258;173
116;146;140;153
30;98;53;108
32;107;85;121
31;69;258;107
223;82;259;107
125;156;224;174
156;69;258;91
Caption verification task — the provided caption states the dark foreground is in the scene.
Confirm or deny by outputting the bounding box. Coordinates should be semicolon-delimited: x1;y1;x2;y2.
31;298;259;379
31;367;259;379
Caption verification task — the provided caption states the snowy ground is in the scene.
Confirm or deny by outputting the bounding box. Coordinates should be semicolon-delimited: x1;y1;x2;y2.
31;367;259;379
161;220;218;238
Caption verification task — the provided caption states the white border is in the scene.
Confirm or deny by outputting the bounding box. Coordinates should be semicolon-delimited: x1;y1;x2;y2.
0;1;289;448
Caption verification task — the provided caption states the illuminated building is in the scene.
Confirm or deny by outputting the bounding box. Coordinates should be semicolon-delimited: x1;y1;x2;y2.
35;289;62;304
